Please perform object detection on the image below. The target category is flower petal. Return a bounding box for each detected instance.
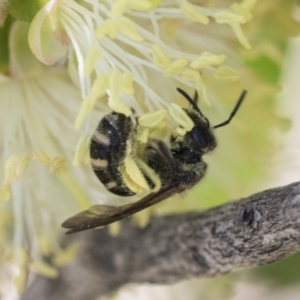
[28,0,68,65]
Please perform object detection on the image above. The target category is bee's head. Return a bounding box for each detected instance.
[171,88,246,163]
[171,108,217,163]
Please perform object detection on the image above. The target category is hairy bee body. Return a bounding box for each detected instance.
[90,107,212,199]
[90,112,161,197]
[90,112,135,196]
[63,89,246,234]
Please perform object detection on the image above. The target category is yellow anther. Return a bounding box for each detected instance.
[190,52,226,69]
[126,0,161,11]
[214,10,247,24]
[3,156,18,186]
[121,72,135,94]
[180,1,209,24]
[3,155,30,186]
[15,155,30,180]
[31,260,58,278]
[84,47,102,76]
[195,80,210,106]
[214,3,254,49]
[14,248,29,265]
[116,17,144,42]
[138,109,167,128]
[214,65,240,81]
[73,136,91,166]
[53,243,78,267]
[95,20,117,39]
[229,23,251,49]
[90,74,109,100]
[49,157,67,174]
[231,3,252,21]
[75,74,108,129]
[13,270,27,293]
[33,152,50,165]
[133,208,151,228]
[111,0,127,17]
[37,236,52,256]
[136,127,150,143]
[123,156,150,191]
[173,127,187,137]
[0,186,10,201]
[181,68,201,82]
[240,0,257,11]
[75,97,94,129]
[108,221,121,237]
[151,44,171,68]
[169,103,194,132]
[108,69,131,116]
[163,59,189,77]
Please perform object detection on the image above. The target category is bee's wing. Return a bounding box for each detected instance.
[62,182,182,234]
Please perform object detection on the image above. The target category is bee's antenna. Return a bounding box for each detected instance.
[176,88,202,115]
[213,90,247,129]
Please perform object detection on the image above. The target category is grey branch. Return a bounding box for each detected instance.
[22,181,300,300]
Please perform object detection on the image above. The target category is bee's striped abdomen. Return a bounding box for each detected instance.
[90,112,135,196]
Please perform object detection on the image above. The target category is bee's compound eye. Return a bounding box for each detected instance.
[191,127,207,147]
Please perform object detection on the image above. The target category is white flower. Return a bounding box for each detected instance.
[27,0,257,166]
[2,0,293,296]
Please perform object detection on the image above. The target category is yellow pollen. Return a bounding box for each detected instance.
[231,3,252,21]
[136,127,150,144]
[132,208,152,228]
[108,69,132,116]
[213,6,253,49]
[75,74,108,129]
[116,17,144,42]
[173,127,188,137]
[214,10,247,24]
[195,81,210,106]
[14,270,27,294]
[3,155,30,186]
[49,157,67,174]
[169,103,194,132]
[73,136,91,166]
[180,1,210,24]
[190,52,226,69]
[164,59,189,77]
[37,236,52,256]
[95,20,118,39]
[126,0,161,11]
[214,65,241,81]
[121,72,135,94]
[0,186,10,201]
[84,47,102,76]
[31,260,58,278]
[108,221,121,237]
[111,0,127,17]
[151,44,171,68]
[13,248,29,293]
[229,23,251,49]
[181,68,202,82]
[138,109,167,128]
[53,243,78,267]
[240,0,257,11]
[33,152,51,165]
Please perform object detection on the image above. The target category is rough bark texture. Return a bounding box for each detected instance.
[21,181,300,300]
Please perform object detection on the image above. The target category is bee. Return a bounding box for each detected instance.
[62,88,247,234]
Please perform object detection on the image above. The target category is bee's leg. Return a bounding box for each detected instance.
[145,139,175,187]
